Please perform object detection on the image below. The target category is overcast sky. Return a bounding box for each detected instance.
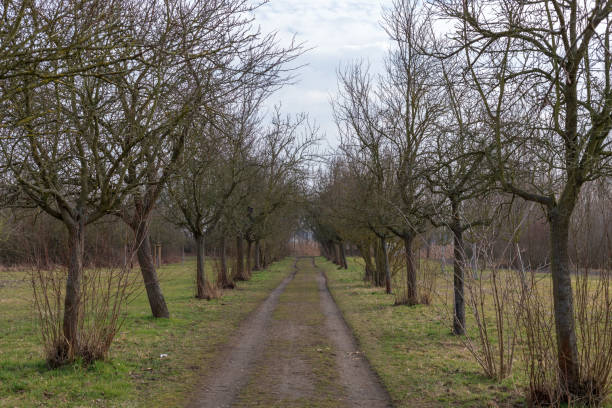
[254,0,393,149]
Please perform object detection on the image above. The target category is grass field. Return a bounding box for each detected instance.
[0,258,292,407]
[319,256,612,408]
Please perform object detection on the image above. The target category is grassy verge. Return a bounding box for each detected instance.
[318,256,524,408]
[0,258,292,407]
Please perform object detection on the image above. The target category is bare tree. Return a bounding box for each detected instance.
[0,0,147,358]
[380,0,444,305]
[435,0,612,395]
[425,57,493,335]
[333,62,398,293]
[111,0,302,316]
[0,0,134,106]
[163,91,261,296]
[245,109,318,269]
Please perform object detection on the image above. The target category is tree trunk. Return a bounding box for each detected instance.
[195,233,206,299]
[246,239,252,275]
[62,219,85,354]
[155,243,161,268]
[254,240,261,270]
[235,236,248,281]
[218,235,234,289]
[403,234,417,304]
[358,243,375,283]
[381,236,391,294]
[334,243,341,267]
[451,222,466,335]
[259,242,266,269]
[136,229,170,318]
[339,242,348,269]
[549,209,580,393]
[374,240,386,287]
[325,242,332,261]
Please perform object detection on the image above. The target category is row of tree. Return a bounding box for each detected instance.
[0,0,312,365]
[309,0,612,402]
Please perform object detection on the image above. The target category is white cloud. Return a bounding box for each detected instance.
[253,0,393,148]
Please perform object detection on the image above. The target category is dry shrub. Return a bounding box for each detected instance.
[574,267,612,406]
[519,183,612,407]
[518,270,560,406]
[201,280,222,300]
[417,258,438,305]
[31,230,140,367]
[569,185,612,406]
[393,272,412,305]
[518,267,612,407]
[79,264,138,363]
[389,239,418,305]
[392,239,437,305]
[461,244,522,381]
[31,267,68,366]
[450,208,529,382]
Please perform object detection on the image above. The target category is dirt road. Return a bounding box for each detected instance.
[187,257,393,408]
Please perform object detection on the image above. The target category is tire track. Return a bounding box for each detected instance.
[314,257,393,408]
[187,259,299,408]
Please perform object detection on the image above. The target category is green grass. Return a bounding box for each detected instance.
[0,258,292,407]
[319,256,530,408]
[321,256,612,407]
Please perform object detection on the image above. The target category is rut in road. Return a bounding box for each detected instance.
[188,257,393,408]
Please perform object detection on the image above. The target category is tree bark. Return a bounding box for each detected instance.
[325,242,333,262]
[358,242,375,283]
[62,219,85,353]
[246,239,252,275]
[403,234,417,304]
[235,235,248,281]
[374,240,386,287]
[451,222,466,335]
[254,240,261,270]
[195,233,206,299]
[549,208,580,392]
[381,236,391,294]
[339,242,348,269]
[259,242,266,269]
[218,235,234,289]
[136,229,170,318]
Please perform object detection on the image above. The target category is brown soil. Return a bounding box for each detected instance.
[187,257,392,408]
